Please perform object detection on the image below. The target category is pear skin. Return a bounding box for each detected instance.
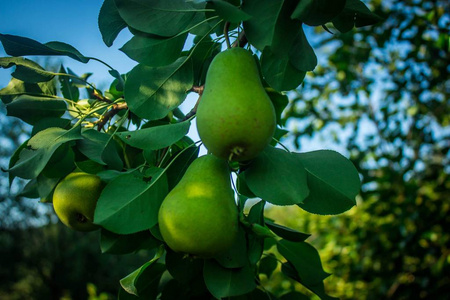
[158,155,238,257]
[52,172,104,232]
[196,47,276,161]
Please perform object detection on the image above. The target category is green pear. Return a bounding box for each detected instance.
[52,172,104,232]
[158,155,238,257]
[196,47,276,161]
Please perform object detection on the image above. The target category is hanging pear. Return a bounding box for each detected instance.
[196,47,276,161]
[158,155,238,257]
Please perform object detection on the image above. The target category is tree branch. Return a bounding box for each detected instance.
[95,103,128,131]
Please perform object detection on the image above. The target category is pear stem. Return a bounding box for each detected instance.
[224,21,231,49]
[232,30,248,48]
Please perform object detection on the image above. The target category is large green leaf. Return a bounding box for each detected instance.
[242,0,283,51]
[0,77,56,104]
[0,34,89,63]
[261,47,306,92]
[296,150,360,215]
[77,129,123,171]
[332,0,383,33]
[120,257,165,297]
[114,0,198,37]
[100,229,161,254]
[116,120,190,150]
[98,0,127,47]
[281,262,338,300]
[6,95,67,125]
[94,169,168,234]
[288,26,317,72]
[277,239,330,286]
[243,146,309,206]
[125,57,193,120]
[0,57,55,83]
[8,127,81,179]
[120,33,187,66]
[58,65,80,101]
[203,260,256,298]
[291,0,346,26]
[209,0,251,23]
[265,220,310,242]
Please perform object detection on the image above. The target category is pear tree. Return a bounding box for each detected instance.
[0,0,381,299]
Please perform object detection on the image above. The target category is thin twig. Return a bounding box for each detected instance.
[183,85,204,121]
[224,21,231,49]
[232,30,248,48]
[95,103,128,131]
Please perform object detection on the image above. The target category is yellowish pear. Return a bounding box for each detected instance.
[196,47,276,161]
[52,172,104,232]
[158,155,238,257]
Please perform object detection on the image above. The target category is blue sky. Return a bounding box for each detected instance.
[0,0,136,88]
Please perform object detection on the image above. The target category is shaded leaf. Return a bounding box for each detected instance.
[203,260,256,298]
[296,150,360,215]
[8,127,81,179]
[0,33,89,63]
[114,0,198,37]
[94,169,168,234]
[120,258,165,297]
[99,0,127,47]
[277,239,330,286]
[116,120,190,150]
[6,95,66,125]
[125,57,193,120]
[100,229,161,254]
[120,33,187,66]
[291,0,346,26]
[244,146,309,205]
[332,0,383,33]
[209,0,252,23]
[0,57,55,83]
[265,220,310,242]
[242,0,283,51]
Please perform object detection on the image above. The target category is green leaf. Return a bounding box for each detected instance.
[120,257,165,297]
[189,37,221,86]
[242,0,283,51]
[120,33,187,66]
[100,229,161,254]
[116,120,190,151]
[165,249,204,283]
[209,0,252,23]
[41,144,75,178]
[265,220,310,242]
[0,77,56,104]
[59,65,79,101]
[280,291,310,300]
[0,34,89,63]
[281,262,338,300]
[36,173,59,199]
[288,26,317,72]
[99,0,127,47]
[291,0,346,26]
[0,57,55,83]
[114,0,199,37]
[203,260,256,298]
[94,169,168,234]
[214,227,248,268]
[125,57,193,120]
[332,0,383,33]
[6,95,66,125]
[77,129,123,171]
[277,239,330,286]
[244,146,309,206]
[258,254,278,279]
[296,150,360,215]
[8,127,81,179]
[166,144,199,190]
[265,88,289,126]
[261,47,306,92]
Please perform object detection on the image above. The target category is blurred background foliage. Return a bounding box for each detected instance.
[0,0,449,299]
